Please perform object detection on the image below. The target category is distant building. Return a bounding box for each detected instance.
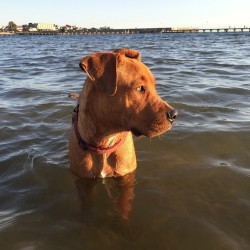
[62,25,77,31]
[64,24,73,30]
[29,27,38,32]
[15,25,23,32]
[37,23,57,31]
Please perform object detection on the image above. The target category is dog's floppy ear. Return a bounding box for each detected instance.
[79,52,118,96]
[113,48,141,61]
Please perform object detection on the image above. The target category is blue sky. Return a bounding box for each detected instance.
[1,0,250,28]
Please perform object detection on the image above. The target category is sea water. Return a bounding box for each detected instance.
[0,33,249,249]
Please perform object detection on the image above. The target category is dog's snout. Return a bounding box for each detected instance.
[167,109,178,122]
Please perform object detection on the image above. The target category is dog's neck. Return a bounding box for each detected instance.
[76,93,126,151]
[77,107,125,150]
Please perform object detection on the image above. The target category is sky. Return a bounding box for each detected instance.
[1,0,250,29]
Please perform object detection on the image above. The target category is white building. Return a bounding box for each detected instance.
[37,23,57,31]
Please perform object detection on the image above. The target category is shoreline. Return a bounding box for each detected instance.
[0,32,15,36]
[1,27,250,36]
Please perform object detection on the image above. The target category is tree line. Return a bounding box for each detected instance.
[1,21,17,32]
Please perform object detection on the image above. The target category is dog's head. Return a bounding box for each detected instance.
[79,48,177,137]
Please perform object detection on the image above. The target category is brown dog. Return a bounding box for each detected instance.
[69,48,177,178]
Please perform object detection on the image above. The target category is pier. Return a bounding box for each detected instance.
[162,27,250,33]
[199,27,250,33]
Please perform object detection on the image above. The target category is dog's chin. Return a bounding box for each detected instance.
[131,124,172,138]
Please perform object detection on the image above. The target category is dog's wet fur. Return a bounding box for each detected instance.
[69,48,177,178]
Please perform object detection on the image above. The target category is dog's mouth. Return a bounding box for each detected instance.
[131,122,173,138]
[131,127,144,137]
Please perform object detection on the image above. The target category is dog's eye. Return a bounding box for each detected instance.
[136,86,146,93]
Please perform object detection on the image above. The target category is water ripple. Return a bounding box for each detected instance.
[0,33,250,249]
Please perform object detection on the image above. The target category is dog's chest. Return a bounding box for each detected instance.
[97,153,114,178]
[100,169,108,178]
[99,136,118,178]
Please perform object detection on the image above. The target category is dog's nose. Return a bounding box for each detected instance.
[167,109,178,122]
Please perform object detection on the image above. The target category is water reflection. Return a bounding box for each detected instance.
[75,172,136,221]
